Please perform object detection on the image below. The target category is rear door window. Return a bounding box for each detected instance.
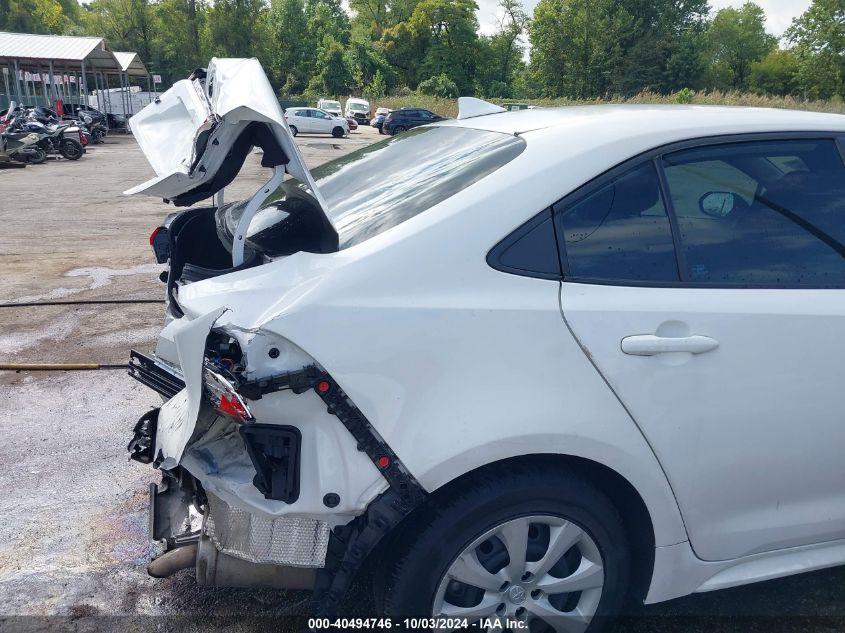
[662,139,845,286]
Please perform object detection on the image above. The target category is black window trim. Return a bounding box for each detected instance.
[556,131,845,290]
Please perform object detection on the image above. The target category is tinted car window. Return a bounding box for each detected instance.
[318,126,525,248]
[223,126,527,254]
[555,162,679,282]
[663,139,845,286]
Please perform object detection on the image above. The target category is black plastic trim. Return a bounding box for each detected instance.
[237,365,426,507]
[487,208,562,280]
[240,424,302,503]
[128,350,185,399]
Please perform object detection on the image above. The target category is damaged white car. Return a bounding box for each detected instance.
[126,58,845,631]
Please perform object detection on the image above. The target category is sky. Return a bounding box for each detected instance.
[476,0,813,37]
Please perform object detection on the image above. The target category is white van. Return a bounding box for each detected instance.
[316,99,342,117]
[344,97,370,125]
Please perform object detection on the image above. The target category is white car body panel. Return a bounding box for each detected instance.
[128,91,845,602]
[155,306,226,467]
[562,283,845,561]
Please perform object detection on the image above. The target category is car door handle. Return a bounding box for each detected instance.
[621,334,719,356]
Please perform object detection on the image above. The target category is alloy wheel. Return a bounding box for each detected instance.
[432,515,604,632]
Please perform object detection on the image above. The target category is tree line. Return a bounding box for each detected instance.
[1,0,842,102]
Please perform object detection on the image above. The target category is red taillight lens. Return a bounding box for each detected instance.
[218,393,251,419]
[203,362,254,423]
[149,226,161,247]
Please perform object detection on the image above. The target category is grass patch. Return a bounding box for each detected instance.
[372,90,845,119]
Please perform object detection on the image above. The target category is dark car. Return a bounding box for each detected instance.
[382,107,445,135]
[62,103,107,124]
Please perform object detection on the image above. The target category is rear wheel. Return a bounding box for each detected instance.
[60,139,83,160]
[381,466,630,632]
[332,126,345,138]
[289,125,298,137]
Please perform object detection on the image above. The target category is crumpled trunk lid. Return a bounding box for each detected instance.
[124,58,330,216]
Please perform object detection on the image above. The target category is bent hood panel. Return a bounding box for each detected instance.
[125,58,327,211]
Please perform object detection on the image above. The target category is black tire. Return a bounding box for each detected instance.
[381,464,630,632]
[289,125,298,137]
[60,139,83,160]
[378,127,385,135]
[27,148,47,165]
[332,126,345,138]
[392,126,406,135]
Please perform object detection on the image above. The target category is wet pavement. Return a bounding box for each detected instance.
[1,129,844,631]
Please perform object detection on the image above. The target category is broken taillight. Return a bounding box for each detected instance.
[203,362,254,423]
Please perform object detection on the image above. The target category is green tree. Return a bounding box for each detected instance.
[267,0,311,92]
[704,2,777,90]
[153,0,205,83]
[749,48,800,96]
[365,68,387,98]
[1,0,74,34]
[345,36,394,91]
[203,0,268,59]
[418,71,458,96]
[378,21,424,88]
[408,0,481,94]
[307,35,354,95]
[81,0,156,62]
[787,0,845,99]
[529,0,626,98]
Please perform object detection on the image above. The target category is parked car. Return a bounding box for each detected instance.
[283,107,348,138]
[345,97,370,125]
[317,99,342,117]
[371,107,391,134]
[127,61,845,632]
[500,102,534,111]
[382,106,445,135]
[345,116,358,131]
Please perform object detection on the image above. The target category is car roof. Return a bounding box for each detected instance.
[442,104,845,138]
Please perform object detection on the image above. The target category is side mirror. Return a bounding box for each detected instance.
[699,191,736,218]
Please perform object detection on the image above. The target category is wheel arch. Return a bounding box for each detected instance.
[446,453,655,602]
[375,453,658,608]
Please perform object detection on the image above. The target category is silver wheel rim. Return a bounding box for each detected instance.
[431,515,604,632]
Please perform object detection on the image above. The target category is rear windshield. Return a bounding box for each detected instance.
[315,126,525,248]
[222,125,526,255]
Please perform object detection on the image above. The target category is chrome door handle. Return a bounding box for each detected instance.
[621,334,719,356]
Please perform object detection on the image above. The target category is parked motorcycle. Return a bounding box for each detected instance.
[1,128,47,164]
[12,115,84,160]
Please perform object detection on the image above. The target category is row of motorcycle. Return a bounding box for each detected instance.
[0,101,111,165]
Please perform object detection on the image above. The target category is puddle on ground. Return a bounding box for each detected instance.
[8,263,163,304]
[65,264,163,290]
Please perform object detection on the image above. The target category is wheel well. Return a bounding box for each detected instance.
[374,453,655,607]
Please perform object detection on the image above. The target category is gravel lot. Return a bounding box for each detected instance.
[1,127,844,632]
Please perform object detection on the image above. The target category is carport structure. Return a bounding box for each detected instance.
[0,31,151,119]
[109,51,155,117]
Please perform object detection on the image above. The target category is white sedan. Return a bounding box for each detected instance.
[284,106,348,138]
[128,59,845,632]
